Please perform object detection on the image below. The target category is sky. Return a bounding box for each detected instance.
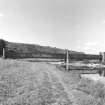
[0,0,105,54]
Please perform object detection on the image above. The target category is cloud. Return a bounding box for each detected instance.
[84,42,99,46]
[84,42,100,53]
[76,41,103,54]
[0,13,4,17]
[75,24,81,29]
[102,20,105,24]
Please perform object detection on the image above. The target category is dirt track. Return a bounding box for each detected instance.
[0,59,101,105]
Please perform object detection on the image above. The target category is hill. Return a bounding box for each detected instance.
[0,39,99,60]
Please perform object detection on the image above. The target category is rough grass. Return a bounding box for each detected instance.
[0,59,72,105]
[0,58,104,105]
[76,77,105,105]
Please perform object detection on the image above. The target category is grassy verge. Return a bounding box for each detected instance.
[0,59,72,105]
[0,58,104,105]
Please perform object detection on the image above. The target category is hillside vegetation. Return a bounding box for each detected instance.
[0,39,99,60]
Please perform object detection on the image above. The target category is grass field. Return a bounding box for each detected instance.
[0,58,105,105]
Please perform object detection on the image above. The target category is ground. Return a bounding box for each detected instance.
[0,58,104,105]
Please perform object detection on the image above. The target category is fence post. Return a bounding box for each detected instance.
[102,52,105,64]
[99,52,105,76]
[99,52,102,63]
[66,49,69,71]
[2,48,5,59]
